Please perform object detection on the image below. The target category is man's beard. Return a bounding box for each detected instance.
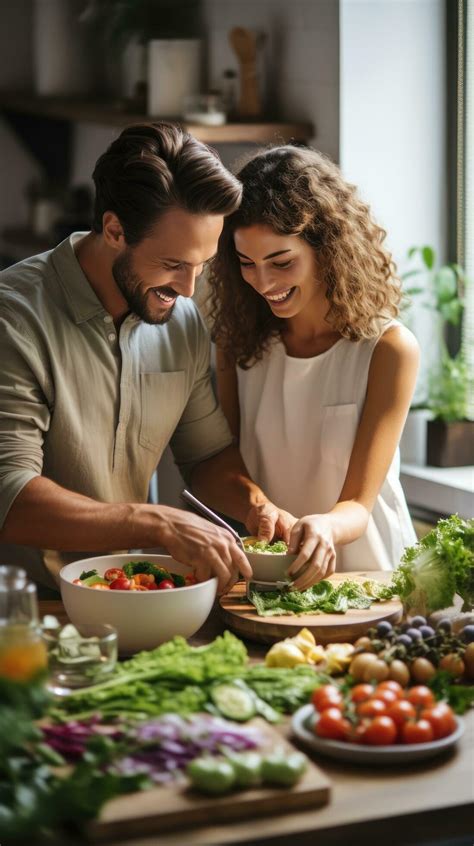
[112,250,176,325]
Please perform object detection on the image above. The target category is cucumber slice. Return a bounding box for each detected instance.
[80,575,109,587]
[211,683,256,721]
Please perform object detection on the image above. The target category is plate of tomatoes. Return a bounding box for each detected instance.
[292,682,464,764]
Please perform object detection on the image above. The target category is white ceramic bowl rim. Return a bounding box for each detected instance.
[60,554,218,593]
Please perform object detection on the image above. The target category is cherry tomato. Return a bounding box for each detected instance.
[146,581,159,590]
[363,716,397,746]
[109,577,131,590]
[420,703,456,739]
[185,573,198,586]
[352,720,371,744]
[376,680,404,699]
[401,719,434,744]
[350,684,374,704]
[386,699,416,729]
[315,708,351,741]
[72,578,83,585]
[374,688,398,707]
[104,568,125,582]
[356,698,387,719]
[311,685,344,713]
[405,686,435,709]
[157,579,175,590]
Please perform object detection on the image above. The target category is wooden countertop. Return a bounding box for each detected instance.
[39,599,474,846]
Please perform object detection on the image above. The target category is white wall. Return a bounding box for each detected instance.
[340,0,447,403]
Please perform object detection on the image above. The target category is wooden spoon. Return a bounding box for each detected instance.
[229,27,262,118]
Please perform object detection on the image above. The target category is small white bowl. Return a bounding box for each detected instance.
[242,537,297,583]
[60,554,217,655]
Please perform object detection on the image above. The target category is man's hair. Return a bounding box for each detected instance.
[92,122,242,244]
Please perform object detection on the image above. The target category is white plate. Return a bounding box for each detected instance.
[291,704,464,765]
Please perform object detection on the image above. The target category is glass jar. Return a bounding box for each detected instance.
[0,566,48,681]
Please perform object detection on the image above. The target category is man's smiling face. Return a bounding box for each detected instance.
[112,207,224,324]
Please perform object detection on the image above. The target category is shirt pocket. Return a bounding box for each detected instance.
[320,403,358,472]
[139,371,186,453]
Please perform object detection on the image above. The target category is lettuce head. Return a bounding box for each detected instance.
[392,515,474,614]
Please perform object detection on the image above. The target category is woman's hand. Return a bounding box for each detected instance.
[245,502,297,545]
[286,514,337,590]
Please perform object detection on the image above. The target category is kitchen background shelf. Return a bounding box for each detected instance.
[0,91,314,143]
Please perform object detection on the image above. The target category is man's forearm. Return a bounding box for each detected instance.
[190,445,269,524]
[0,476,167,551]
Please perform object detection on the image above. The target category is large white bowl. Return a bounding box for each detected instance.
[242,537,296,582]
[60,554,218,655]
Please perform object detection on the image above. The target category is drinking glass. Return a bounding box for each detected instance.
[42,622,118,695]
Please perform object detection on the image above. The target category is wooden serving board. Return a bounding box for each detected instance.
[86,719,330,841]
[220,572,402,645]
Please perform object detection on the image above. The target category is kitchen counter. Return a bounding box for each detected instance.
[401,462,474,520]
[39,599,474,846]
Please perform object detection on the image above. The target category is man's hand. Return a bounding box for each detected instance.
[159,507,253,595]
[245,502,297,545]
[286,514,337,590]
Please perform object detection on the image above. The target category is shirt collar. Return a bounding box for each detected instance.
[51,232,107,325]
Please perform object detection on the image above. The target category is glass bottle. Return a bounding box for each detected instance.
[0,566,48,682]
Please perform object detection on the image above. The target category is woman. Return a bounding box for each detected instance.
[208,145,419,591]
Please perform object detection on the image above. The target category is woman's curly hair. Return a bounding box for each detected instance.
[207,145,402,368]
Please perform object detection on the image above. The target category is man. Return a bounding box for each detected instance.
[0,123,294,594]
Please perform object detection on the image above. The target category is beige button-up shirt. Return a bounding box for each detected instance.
[0,233,232,585]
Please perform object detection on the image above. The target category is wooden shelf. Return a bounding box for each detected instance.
[0,91,314,144]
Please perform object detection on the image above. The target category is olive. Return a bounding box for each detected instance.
[400,622,412,633]
[406,627,422,641]
[376,621,393,637]
[436,618,452,634]
[371,639,385,652]
[461,625,474,644]
[410,615,427,627]
[394,634,412,647]
[395,645,407,659]
[419,625,435,639]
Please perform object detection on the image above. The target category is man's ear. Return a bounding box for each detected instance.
[102,212,126,251]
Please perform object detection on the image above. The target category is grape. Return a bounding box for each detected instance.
[410,615,427,627]
[461,625,474,643]
[394,634,412,647]
[419,625,435,639]
[436,618,452,634]
[376,621,393,637]
[406,627,422,641]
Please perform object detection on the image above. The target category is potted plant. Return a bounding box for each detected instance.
[402,246,473,467]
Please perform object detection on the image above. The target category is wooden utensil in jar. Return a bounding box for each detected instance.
[229,27,262,118]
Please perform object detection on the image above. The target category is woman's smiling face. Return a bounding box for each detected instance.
[233,223,324,318]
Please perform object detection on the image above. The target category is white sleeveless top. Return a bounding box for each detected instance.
[237,321,416,572]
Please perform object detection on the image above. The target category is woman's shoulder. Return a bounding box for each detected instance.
[367,321,420,379]
[375,320,419,357]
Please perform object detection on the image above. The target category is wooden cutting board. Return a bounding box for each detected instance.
[86,719,330,841]
[220,572,402,645]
